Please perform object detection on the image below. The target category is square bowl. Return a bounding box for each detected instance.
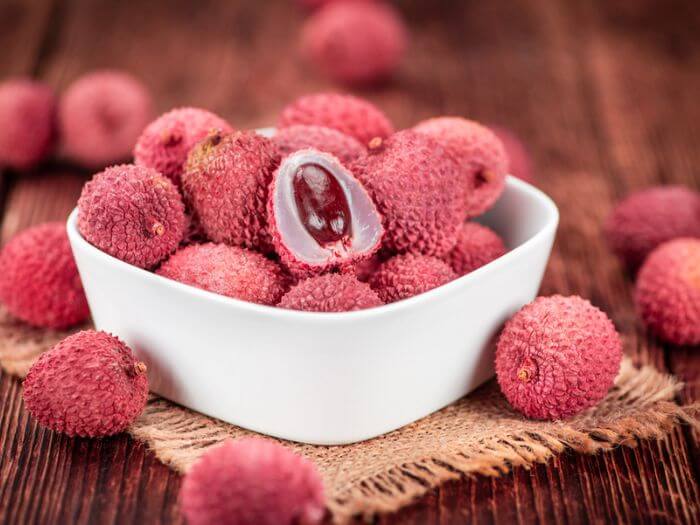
[66,176,558,445]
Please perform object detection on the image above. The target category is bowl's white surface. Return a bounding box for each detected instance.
[67,176,558,445]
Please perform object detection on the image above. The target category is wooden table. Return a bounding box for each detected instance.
[1,0,698,523]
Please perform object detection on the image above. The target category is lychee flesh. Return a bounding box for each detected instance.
[59,70,153,168]
[495,295,622,420]
[489,125,534,183]
[604,185,700,269]
[272,125,366,165]
[134,107,233,188]
[78,164,186,269]
[157,243,290,306]
[180,438,325,525]
[278,93,394,146]
[370,253,457,303]
[279,273,383,312]
[446,222,507,275]
[635,238,700,346]
[0,79,56,170]
[0,222,89,329]
[22,330,148,437]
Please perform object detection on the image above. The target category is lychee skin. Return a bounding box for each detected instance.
[604,186,700,270]
[279,274,383,312]
[278,93,394,146]
[489,125,534,184]
[157,243,290,306]
[0,222,89,329]
[22,330,148,437]
[496,295,622,420]
[413,117,508,218]
[301,1,407,86]
[134,107,233,188]
[635,238,700,346]
[180,438,325,525]
[59,70,153,168]
[370,254,456,303]
[78,164,186,269]
[273,125,366,165]
[446,222,507,276]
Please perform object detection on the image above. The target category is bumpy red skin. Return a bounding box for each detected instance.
[157,243,290,306]
[183,131,278,252]
[278,93,394,146]
[604,186,700,270]
[496,295,622,420]
[353,130,465,256]
[489,125,534,184]
[301,1,407,86]
[78,164,186,269]
[134,107,233,188]
[446,222,507,275]
[413,117,508,218]
[180,438,325,525]
[22,330,148,437]
[59,71,153,168]
[370,254,456,303]
[634,238,700,346]
[279,274,383,312]
[273,125,366,164]
[0,222,89,329]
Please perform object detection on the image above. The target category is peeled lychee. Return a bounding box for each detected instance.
[446,222,507,275]
[78,164,186,269]
[495,295,622,420]
[278,93,394,146]
[353,130,464,256]
[489,125,534,183]
[279,273,382,312]
[59,70,153,168]
[635,238,700,346]
[157,243,290,305]
[604,186,700,270]
[0,222,89,329]
[22,330,148,437]
[272,125,366,165]
[301,1,407,86]
[134,107,233,187]
[180,438,325,525]
[413,117,508,218]
[268,149,383,276]
[370,253,456,303]
[0,79,56,170]
[183,131,278,252]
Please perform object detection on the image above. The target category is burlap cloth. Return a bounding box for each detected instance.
[1,306,698,523]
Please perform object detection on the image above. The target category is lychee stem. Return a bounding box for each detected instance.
[517,357,537,383]
[368,137,384,151]
[134,361,147,375]
[152,222,165,236]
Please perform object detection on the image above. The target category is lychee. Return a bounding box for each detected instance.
[180,438,325,525]
[604,186,700,270]
[134,107,233,187]
[157,243,290,305]
[183,131,278,252]
[446,222,507,275]
[0,79,56,170]
[495,295,622,420]
[268,149,383,277]
[59,70,153,168]
[301,1,407,86]
[295,0,376,11]
[272,125,366,165]
[635,238,700,346]
[413,117,508,217]
[78,164,186,269]
[352,130,465,256]
[370,253,456,303]
[22,330,148,437]
[278,93,394,146]
[279,273,382,312]
[489,125,534,183]
[0,222,89,329]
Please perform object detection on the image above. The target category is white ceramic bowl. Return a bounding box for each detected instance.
[66,176,558,445]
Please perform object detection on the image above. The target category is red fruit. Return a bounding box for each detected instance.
[635,238,700,346]
[273,125,366,165]
[134,107,233,188]
[496,295,622,420]
[295,0,376,10]
[279,273,382,312]
[59,70,153,168]
[78,164,186,269]
[604,186,700,270]
[489,125,534,183]
[278,93,394,146]
[446,222,507,275]
[413,117,508,218]
[22,330,148,437]
[370,254,456,303]
[0,222,89,329]
[0,79,56,170]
